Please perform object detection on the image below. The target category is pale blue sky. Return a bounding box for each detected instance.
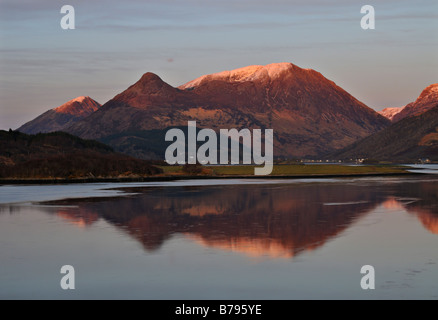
[0,0,437,130]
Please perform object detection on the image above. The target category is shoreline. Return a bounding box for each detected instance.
[0,171,424,185]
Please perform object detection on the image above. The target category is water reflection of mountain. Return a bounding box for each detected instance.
[46,183,384,258]
[389,180,438,234]
[5,179,438,258]
[56,208,99,228]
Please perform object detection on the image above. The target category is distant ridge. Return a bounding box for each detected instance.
[379,107,405,122]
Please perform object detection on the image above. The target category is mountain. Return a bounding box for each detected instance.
[65,63,389,159]
[330,83,438,162]
[17,96,101,134]
[329,104,438,162]
[391,84,438,123]
[379,107,404,121]
[0,130,162,179]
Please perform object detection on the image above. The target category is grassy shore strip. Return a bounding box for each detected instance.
[160,164,411,175]
[0,165,421,185]
[208,164,410,176]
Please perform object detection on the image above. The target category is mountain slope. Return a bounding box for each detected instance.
[329,104,438,162]
[66,63,389,159]
[391,83,438,123]
[17,96,101,134]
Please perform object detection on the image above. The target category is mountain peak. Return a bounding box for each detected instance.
[110,72,185,109]
[71,96,89,103]
[124,72,173,93]
[179,62,314,90]
[17,96,101,134]
[54,96,101,117]
[138,72,165,84]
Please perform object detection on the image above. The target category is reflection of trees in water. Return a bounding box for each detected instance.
[46,179,438,258]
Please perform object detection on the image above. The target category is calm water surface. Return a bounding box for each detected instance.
[0,176,437,299]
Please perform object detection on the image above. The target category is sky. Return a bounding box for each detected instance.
[0,0,437,130]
